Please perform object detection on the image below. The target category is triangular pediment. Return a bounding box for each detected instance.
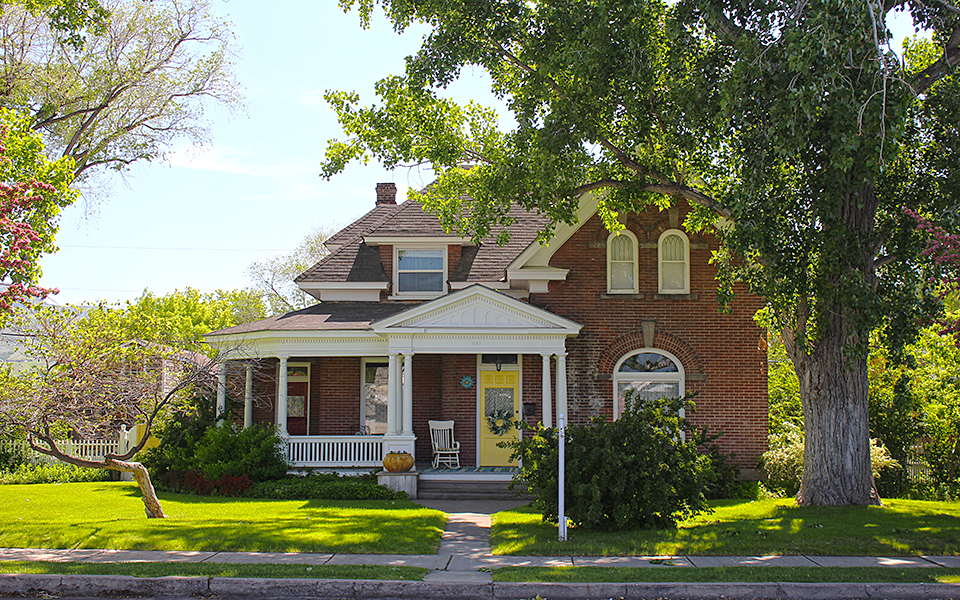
[372,285,581,334]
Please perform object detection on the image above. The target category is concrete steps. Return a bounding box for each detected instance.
[417,478,530,500]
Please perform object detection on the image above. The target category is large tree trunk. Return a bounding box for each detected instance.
[787,306,879,506]
[106,459,167,518]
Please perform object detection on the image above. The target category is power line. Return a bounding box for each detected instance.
[60,245,292,252]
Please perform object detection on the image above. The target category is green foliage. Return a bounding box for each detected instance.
[0,461,108,484]
[0,108,78,313]
[139,390,219,483]
[767,330,803,435]
[191,424,289,483]
[509,394,711,530]
[247,473,404,501]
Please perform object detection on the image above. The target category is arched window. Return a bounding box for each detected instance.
[607,230,638,294]
[658,229,689,294]
[613,349,685,419]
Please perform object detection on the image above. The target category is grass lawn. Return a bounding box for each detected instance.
[492,498,960,556]
[0,560,426,580]
[492,566,960,583]
[0,482,445,554]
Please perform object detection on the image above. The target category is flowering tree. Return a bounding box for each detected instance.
[0,304,219,518]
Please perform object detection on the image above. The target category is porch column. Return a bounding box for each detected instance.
[216,361,227,426]
[401,353,414,436]
[540,352,553,427]
[243,362,254,429]
[277,355,289,437]
[386,352,399,435]
[556,352,568,424]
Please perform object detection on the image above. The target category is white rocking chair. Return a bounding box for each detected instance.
[428,420,461,469]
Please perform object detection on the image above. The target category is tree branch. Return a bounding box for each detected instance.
[909,26,960,95]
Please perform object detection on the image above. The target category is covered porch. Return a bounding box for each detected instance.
[206,286,582,471]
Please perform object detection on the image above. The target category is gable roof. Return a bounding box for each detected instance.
[297,196,552,286]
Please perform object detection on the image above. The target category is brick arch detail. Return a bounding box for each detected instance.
[599,329,705,376]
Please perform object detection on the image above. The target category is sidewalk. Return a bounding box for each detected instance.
[1,499,959,599]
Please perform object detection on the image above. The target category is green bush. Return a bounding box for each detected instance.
[0,462,109,484]
[247,473,403,500]
[192,424,289,482]
[140,390,218,482]
[508,394,711,530]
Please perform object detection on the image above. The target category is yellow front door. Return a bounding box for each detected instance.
[478,370,520,466]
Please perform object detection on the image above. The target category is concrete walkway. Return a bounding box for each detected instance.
[2,499,960,599]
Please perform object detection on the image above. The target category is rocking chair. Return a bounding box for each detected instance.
[428,420,461,469]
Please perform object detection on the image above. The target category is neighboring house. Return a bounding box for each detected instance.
[205,183,767,482]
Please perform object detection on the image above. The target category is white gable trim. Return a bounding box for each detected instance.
[372,284,581,334]
[507,192,600,272]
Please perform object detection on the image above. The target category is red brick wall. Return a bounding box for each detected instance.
[530,201,768,468]
[437,354,478,466]
[411,355,444,461]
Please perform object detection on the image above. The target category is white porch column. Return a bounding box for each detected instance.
[216,361,227,426]
[556,352,568,424]
[277,355,289,437]
[541,352,553,427]
[243,362,254,429]
[386,352,399,435]
[402,353,414,435]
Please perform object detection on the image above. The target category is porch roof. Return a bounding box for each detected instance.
[206,302,420,336]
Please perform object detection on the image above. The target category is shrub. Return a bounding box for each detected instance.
[247,473,403,500]
[699,428,742,500]
[160,469,253,496]
[508,394,711,530]
[192,424,289,482]
[140,390,219,482]
[0,462,109,484]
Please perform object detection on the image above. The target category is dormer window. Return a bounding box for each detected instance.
[395,248,446,296]
[607,231,639,294]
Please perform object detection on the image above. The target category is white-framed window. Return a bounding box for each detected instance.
[394,247,446,297]
[361,358,389,435]
[607,230,639,294]
[658,229,689,294]
[613,349,685,421]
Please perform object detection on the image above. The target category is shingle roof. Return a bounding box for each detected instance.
[207,302,420,336]
[297,198,551,285]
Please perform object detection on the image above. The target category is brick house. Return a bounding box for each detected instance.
[205,183,767,482]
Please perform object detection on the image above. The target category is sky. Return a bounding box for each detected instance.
[37,1,499,306]
[36,2,917,307]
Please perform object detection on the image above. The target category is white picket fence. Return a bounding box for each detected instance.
[285,435,384,468]
[1,425,142,465]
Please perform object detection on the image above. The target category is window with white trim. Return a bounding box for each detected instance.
[395,248,445,295]
[658,229,689,294]
[361,359,389,434]
[607,230,639,294]
[613,349,685,420]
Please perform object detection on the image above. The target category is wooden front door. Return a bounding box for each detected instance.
[478,370,519,466]
[287,381,308,436]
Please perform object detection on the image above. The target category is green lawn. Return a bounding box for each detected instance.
[493,566,960,583]
[0,561,427,581]
[0,482,445,554]
[492,498,960,556]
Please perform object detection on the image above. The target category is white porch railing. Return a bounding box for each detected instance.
[285,435,384,468]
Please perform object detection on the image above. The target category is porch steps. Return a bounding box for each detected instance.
[417,478,529,500]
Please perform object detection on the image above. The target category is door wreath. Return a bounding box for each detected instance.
[486,409,514,435]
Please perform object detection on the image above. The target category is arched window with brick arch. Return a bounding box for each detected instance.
[613,349,685,420]
[607,230,638,294]
[658,229,689,294]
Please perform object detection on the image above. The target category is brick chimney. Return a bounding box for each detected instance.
[375,182,397,206]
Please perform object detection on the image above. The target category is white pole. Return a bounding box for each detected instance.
[558,413,567,542]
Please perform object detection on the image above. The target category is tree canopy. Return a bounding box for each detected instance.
[324,0,960,505]
[0,0,241,180]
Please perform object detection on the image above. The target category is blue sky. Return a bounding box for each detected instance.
[37,2,916,307]
[38,1,497,306]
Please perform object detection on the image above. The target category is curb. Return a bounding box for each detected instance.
[3,574,960,600]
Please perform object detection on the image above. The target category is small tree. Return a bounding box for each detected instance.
[0,304,220,518]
